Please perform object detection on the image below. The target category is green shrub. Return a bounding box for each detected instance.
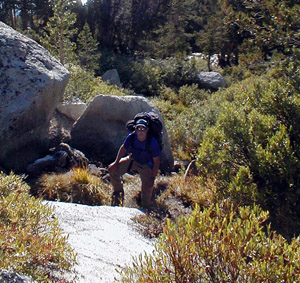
[178,84,208,106]
[196,72,300,237]
[119,201,300,282]
[152,88,217,160]
[0,172,76,282]
[100,54,202,96]
[222,64,252,85]
[64,64,125,103]
[159,86,179,105]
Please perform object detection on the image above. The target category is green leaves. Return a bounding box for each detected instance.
[195,72,300,237]
[77,23,100,71]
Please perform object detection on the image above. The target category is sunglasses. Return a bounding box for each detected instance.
[135,126,147,131]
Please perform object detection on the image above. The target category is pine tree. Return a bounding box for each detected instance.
[0,0,19,28]
[196,15,223,71]
[150,0,193,58]
[41,0,78,65]
[77,22,100,71]
[190,0,223,69]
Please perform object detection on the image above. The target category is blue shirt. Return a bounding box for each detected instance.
[124,133,161,166]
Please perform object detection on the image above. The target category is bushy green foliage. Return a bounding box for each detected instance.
[64,64,125,103]
[40,0,78,66]
[99,54,201,96]
[77,23,101,72]
[0,172,76,282]
[222,64,253,85]
[196,68,300,237]
[120,201,300,282]
[152,86,219,160]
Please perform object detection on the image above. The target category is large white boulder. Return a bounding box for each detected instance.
[0,22,69,172]
[71,95,174,173]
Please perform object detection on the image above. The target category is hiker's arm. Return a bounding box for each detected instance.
[108,144,127,170]
[152,156,160,178]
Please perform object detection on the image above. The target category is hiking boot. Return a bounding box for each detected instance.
[111,191,124,206]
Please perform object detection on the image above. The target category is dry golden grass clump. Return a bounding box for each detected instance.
[132,174,218,239]
[36,167,112,206]
[160,174,217,209]
[0,172,77,282]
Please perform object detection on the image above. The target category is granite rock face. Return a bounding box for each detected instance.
[0,22,69,172]
[56,102,87,121]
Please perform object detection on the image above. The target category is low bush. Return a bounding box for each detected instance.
[64,64,125,103]
[119,201,300,282]
[196,72,300,237]
[100,53,205,96]
[36,167,111,206]
[0,172,76,282]
[152,88,218,160]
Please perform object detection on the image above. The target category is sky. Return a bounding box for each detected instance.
[81,0,87,5]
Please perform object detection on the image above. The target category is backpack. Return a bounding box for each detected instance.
[126,112,163,151]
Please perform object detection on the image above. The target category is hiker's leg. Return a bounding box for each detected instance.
[137,164,155,208]
[108,156,132,193]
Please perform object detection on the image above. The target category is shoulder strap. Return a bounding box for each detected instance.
[130,132,135,148]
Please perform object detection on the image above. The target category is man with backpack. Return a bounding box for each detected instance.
[108,113,162,208]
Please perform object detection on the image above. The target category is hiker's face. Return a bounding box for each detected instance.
[135,126,148,141]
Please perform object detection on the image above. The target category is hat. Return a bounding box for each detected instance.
[135,118,149,128]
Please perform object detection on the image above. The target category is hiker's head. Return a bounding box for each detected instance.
[135,119,148,129]
[135,119,149,141]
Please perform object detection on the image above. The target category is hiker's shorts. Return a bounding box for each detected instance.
[109,156,154,208]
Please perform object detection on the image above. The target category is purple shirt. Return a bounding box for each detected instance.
[124,133,161,166]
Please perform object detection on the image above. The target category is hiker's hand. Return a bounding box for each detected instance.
[108,162,118,172]
[152,157,160,178]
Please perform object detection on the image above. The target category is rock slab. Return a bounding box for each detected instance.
[0,22,69,172]
[49,201,155,283]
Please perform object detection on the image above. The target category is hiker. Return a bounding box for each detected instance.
[108,117,161,208]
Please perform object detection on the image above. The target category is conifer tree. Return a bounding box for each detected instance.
[77,22,100,71]
[150,0,192,58]
[0,0,18,28]
[196,15,223,71]
[41,0,78,65]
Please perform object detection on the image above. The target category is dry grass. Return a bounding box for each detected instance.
[35,167,112,206]
[33,167,217,239]
[167,175,217,209]
[128,173,218,239]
